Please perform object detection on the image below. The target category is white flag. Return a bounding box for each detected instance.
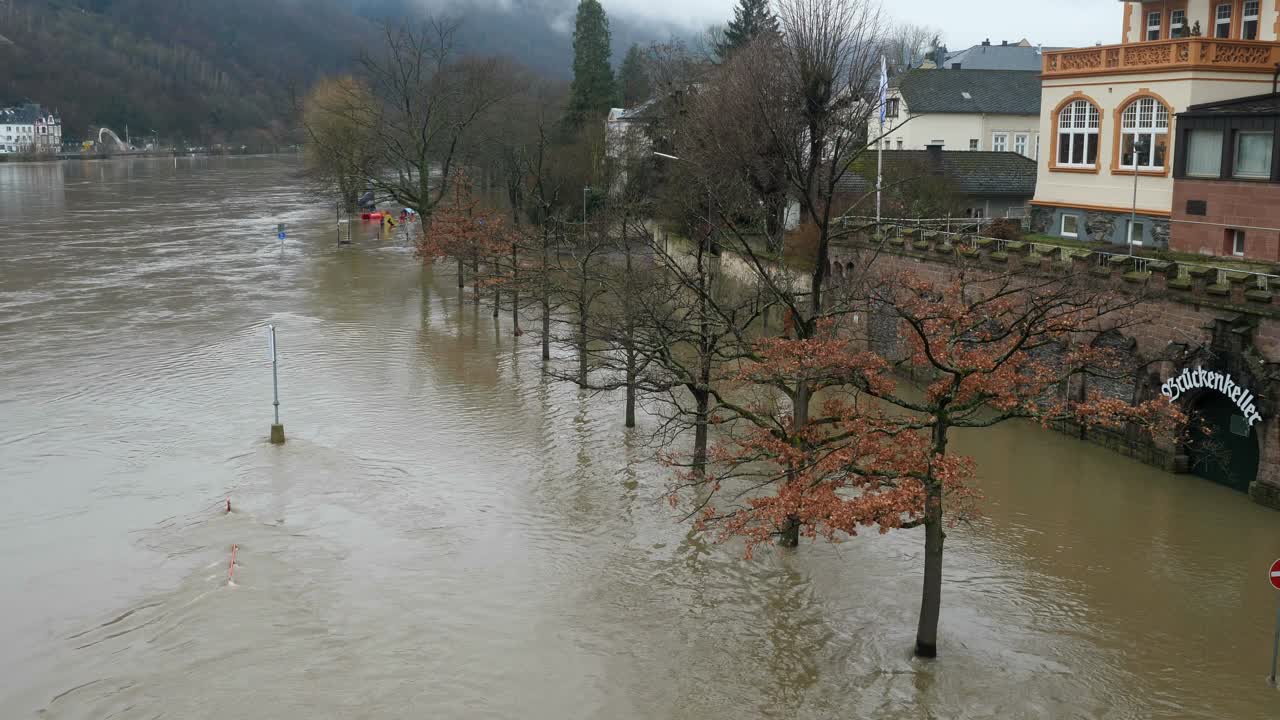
[879,55,889,126]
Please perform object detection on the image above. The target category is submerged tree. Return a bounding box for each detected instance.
[416,175,506,291]
[299,75,377,216]
[343,20,517,223]
[684,264,1183,658]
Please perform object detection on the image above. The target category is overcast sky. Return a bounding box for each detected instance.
[600,0,1126,50]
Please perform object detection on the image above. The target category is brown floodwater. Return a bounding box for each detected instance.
[1,155,1278,719]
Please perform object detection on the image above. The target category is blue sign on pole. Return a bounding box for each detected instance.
[278,231,286,241]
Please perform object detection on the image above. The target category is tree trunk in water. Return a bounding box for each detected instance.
[541,232,551,362]
[577,271,588,386]
[915,420,949,658]
[692,390,709,476]
[492,286,500,318]
[779,380,810,547]
[472,254,480,305]
[914,481,945,658]
[577,313,588,387]
[625,354,636,428]
[511,246,520,335]
[542,299,551,361]
[457,256,465,288]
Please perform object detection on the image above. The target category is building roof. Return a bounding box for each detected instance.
[942,41,1064,71]
[1181,92,1280,117]
[838,150,1038,197]
[0,103,58,124]
[895,70,1042,115]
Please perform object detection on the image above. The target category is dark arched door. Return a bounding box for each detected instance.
[1187,392,1260,492]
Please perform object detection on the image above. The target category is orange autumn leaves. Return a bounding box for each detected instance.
[415,177,513,285]
[684,270,1183,557]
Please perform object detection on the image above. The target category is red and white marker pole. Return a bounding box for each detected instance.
[1269,558,1280,686]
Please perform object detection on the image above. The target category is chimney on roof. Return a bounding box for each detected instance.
[1001,40,1008,46]
[925,143,944,171]
[982,38,990,46]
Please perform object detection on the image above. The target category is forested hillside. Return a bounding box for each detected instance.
[0,0,682,144]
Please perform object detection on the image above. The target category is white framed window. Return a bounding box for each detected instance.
[896,139,903,149]
[1120,97,1170,170]
[969,138,979,150]
[1229,229,1246,256]
[992,133,1008,152]
[1234,130,1274,178]
[1216,3,1232,38]
[1014,133,1028,157]
[1056,99,1100,168]
[1243,0,1259,39]
[1186,129,1224,177]
[1147,10,1162,40]
[1061,214,1079,238]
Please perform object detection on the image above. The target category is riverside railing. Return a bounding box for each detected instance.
[857,220,1280,291]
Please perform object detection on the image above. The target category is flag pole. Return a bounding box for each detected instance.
[876,117,883,226]
[876,55,887,229]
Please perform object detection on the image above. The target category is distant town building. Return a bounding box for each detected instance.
[1031,0,1280,251]
[836,146,1038,220]
[936,39,1065,71]
[0,104,62,154]
[881,70,1042,159]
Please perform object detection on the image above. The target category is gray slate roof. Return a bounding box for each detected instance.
[0,103,56,124]
[838,151,1038,197]
[896,70,1041,115]
[943,43,1064,71]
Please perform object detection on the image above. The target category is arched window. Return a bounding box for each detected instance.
[1119,97,1170,170]
[1057,99,1099,168]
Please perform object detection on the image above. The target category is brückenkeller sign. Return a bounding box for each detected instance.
[1161,367,1263,427]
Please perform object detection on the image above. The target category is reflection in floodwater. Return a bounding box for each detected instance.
[0,156,1278,718]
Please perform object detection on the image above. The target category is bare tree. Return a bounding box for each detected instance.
[298,76,378,225]
[350,20,519,223]
[659,0,886,545]
[881,22,941,74]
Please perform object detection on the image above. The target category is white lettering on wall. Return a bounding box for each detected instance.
[1161,367,1263,427]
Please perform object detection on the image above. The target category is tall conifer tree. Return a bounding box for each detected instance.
[717,0,780,57]
[618,44,651,107]
[565,0,617,129]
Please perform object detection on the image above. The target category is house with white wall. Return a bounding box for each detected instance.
[1031,0,1280,247]
[881,70,1042,159]
[0,104,61,154]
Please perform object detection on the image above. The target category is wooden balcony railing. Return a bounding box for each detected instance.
[1042,39,1280,77]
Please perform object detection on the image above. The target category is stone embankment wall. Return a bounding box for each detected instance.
[828,228,1280,510]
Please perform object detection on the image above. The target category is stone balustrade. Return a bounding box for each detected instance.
[1041,39,1280,77]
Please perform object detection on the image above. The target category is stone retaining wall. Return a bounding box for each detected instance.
[829,228,1280,510]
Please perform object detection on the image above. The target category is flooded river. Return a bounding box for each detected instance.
[1,156,1278,718]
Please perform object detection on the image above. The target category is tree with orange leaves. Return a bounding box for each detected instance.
[416,174,506,293]
[680,265,1183,658]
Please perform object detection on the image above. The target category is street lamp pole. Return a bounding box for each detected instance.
[1128,137,1148,256]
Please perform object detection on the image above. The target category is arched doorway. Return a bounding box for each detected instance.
[1186,391,1260,492]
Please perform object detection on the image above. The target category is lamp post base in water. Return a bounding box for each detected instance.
[270,423,285,444]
